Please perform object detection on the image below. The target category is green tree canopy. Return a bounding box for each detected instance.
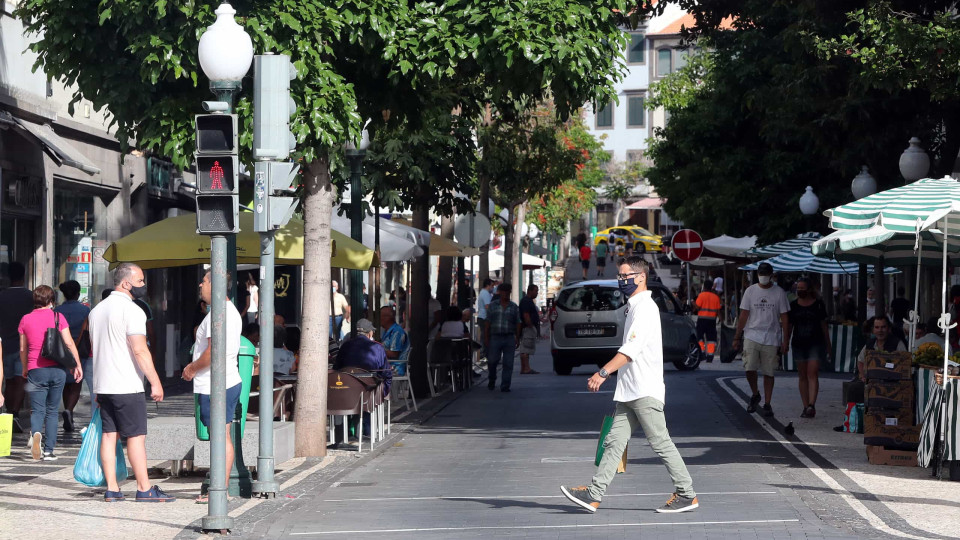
[641,0,952,243]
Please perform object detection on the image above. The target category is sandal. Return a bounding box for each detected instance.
[195,494,208,504]
[520,370,540,375]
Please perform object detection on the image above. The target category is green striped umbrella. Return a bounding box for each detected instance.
[746,232,821,256]
[811,226,960,267]
[739,247,899,274]
[825,176,960,232]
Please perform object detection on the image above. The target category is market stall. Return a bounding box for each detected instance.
[823,175,960,473]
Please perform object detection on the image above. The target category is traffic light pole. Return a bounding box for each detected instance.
[252,229,279,497]
[202,235,233,531]
[251,53,298,499]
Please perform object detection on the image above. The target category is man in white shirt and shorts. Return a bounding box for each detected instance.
[733,262,790,417]
[88,263,172,502]
[182,270,243,503]
[560,256,698,514]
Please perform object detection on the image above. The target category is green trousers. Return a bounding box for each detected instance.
[588,396,696,501]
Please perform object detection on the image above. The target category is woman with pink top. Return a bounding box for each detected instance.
[20,285,81,461]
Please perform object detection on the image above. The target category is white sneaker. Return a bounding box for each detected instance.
[30,432,42,460]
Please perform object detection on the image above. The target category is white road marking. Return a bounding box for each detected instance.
[320,491,778,503]
[291,519,801,535]
[568,391,614,394]
[717,376,931,540]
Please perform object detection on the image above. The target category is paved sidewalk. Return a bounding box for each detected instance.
[710,360,960,540]
[0,376,457,540]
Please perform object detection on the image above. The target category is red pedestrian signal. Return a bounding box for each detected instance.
[196,156,236,193]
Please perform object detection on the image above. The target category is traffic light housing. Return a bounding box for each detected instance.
[254,161,300,232]
[195,114,239,234]
[253,54,297,160]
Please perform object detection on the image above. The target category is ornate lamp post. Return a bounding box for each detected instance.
[851,165,877,200]
[899,137,930,183]
[345,127,370,338]
[196,3,252,532]
[799,186,819,215]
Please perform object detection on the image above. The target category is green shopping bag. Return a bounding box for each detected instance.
[595,414,628,473]
[0,411,12,457]
[595,415,614,466]
[194,337,257,441]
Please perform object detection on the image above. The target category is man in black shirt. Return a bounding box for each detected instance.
[0,262,36,432]
[518,284,541,375]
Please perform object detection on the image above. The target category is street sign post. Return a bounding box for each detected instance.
[672,229,704,262]
[672,229,703,308]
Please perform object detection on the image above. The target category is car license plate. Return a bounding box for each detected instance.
[576,328,605,336]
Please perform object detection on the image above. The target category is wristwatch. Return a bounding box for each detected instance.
[598,368,609,378]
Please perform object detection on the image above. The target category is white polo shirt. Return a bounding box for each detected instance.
[192,301,243,395]
[614,290,665,404]
[88,291,148,395]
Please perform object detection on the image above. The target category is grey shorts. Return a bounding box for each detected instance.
[742,339,780,377]
[518,327,538,355]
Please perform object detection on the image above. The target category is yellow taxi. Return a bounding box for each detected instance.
[594,226,663,253]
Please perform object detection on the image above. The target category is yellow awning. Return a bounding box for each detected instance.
[392,218,480,257]
[103,213,376,270]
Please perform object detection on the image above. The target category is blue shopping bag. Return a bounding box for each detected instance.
[73,409,129,487]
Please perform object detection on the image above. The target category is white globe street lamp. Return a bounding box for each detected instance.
[851,165,877,200]
[799,186,819,215]
[898,137,930,183]
[197,3,254,108]
[528,223,540,238]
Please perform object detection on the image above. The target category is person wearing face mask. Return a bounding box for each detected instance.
[87,263,171,502]
[560,256,698,515]
[733,262,790,417]
[786,277,831,418]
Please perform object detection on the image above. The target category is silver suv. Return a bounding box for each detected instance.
[548,280,702,375]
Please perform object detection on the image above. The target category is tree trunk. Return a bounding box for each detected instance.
[409,204,431,397]
[436,215,455,307]
[294,157,333,457]
[478,175,491,284]
[503,203,516,300]
[511,204,526,303]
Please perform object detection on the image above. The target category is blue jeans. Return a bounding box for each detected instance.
[26,367,67,453]
[487,334,516,390]
[330,315,344,339]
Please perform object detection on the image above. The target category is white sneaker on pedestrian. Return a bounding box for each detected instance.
[30,432,42,461]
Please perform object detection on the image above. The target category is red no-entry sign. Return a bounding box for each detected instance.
[673,229,704,262]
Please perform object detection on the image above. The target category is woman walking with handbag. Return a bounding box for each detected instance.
[20,285,81,460]
[786,277,831,418]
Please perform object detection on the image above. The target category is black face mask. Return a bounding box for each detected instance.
[129,284,148,299]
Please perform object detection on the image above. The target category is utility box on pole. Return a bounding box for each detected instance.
[195,114,240,234]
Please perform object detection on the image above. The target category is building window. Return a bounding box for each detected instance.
[657,48,672,76]
[595,103,613,129]
[626,150,644,163]
[676,49,689,70]
[628,33,646,64]
[627,95,645,127]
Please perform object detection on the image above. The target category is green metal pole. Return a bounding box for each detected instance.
[252,230,278,497]
[347,150,365,338]
[202,235,233,531]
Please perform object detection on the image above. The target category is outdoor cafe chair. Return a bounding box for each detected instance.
[339,366,385,447]
[248,376,296,422]
[327,370,367,452]
[390,353,417,414]
[427,338,458,396]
